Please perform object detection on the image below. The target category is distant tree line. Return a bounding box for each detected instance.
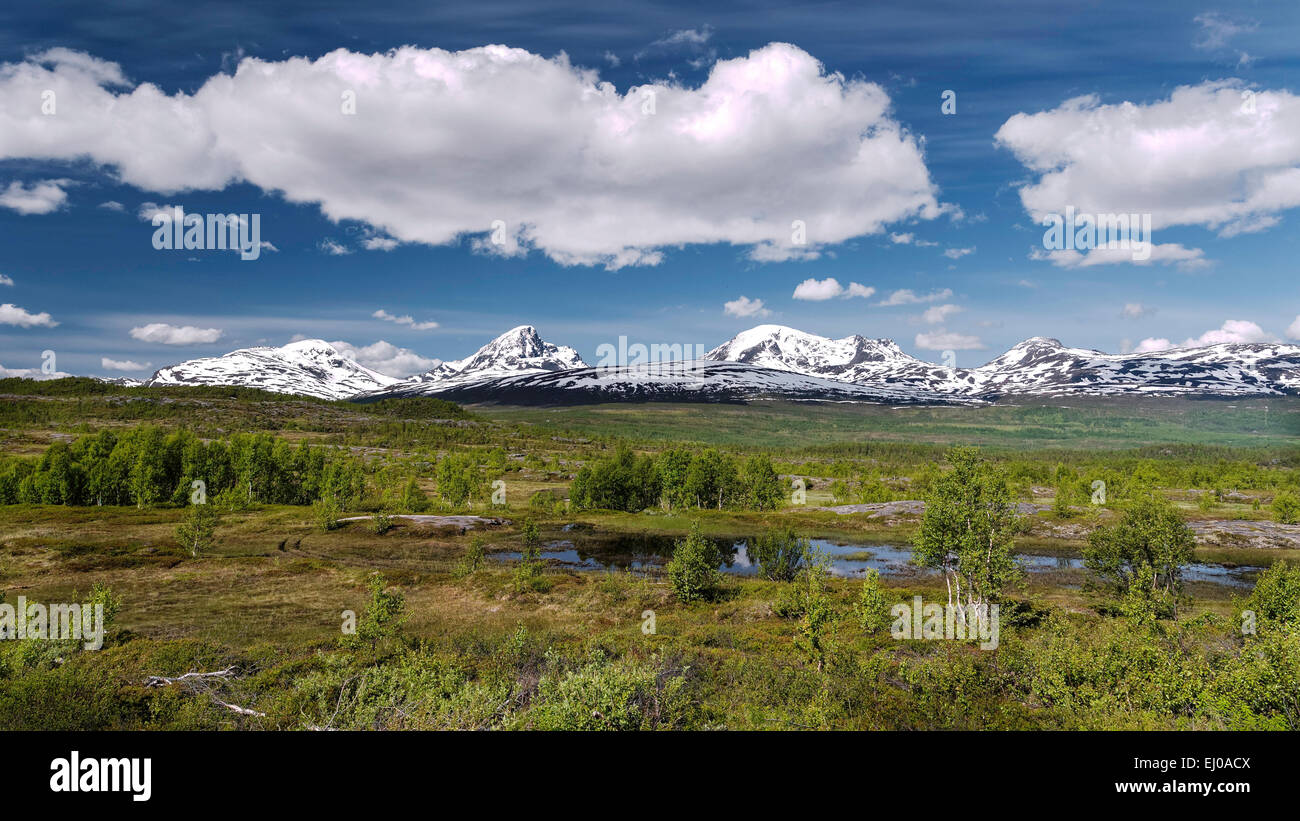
[783,444,1300,498]
[569,444,784,512]
[0,427,365,507]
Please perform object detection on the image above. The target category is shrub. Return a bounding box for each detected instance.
[520,519,541,553]
[342,572,407,649]
[1052,482,1076,518]
[399,476,428,513]
[1272,491,1300,525]
[313,494,342,531]
[281,650,499,730]
[175,502,220,557]
[829,479,852,504]
[666,525,720,603]
[85,582,123,631]
[512,561,550,594]
[436,453,481,508]
[786,546,838,672]
[513,519,548,593]
[1201,628,1300,730]
[367,506,395,535]
[737,455,783,510]
[1084,494,1194,619]
[747,528,806,582]
[913,447,1020,608]
[522,653,690,731]
[1240,561,1300,631]
[857,569,890,633]
[569,444,660,512]
[455,535,487,578]
[213,486,251,512]
[856,473,893,504]
[528,489,564,513]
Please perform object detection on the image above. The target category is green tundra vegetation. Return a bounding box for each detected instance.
[569,444,784,512]
[0,381,1298,730]
[0,428,369,508]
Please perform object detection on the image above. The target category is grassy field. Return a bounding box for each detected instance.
[1,385,1298,730]
[482,396,1300,450]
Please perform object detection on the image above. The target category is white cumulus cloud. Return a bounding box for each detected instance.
[101,357,152,371]
[0,362,70,379]
[0,44,944,269]
[921,304,962,324]
[0,303,57,327]
[915,330,985,351]
[329,339,440,378]
[724,295,770,318]
[319,239,352,256]
[1031,244,1207,269]
[362,235,399,251]
[996,81,1300,240]
[878,287,952,306]
[373,308,438,331]
[1193,13,1257,50]
[791,277,874,301]
[0,179,69,214]
[1184,319,1276,347]
[1135,319,1278,352]
[886,231,937,247]
[1133,337,1174,353]
[129,323,223,345]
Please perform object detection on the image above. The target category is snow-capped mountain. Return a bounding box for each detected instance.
[704,324,979,394]
[705,327,1300,399]
[138,324,1300,405]
[388,325,587,392]
[403,360,968,405]
[95,376,146,387]
[148,339,398,400]
[968,337,1300,398]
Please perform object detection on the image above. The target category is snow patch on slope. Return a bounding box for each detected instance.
[149,339,398,400]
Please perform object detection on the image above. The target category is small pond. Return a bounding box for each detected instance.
[493,533,1262,588]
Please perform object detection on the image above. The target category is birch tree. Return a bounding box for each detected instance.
[912,447,1021,615]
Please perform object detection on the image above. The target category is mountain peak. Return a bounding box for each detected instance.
[406,325,586,388]
[706,324,925,383]
[499,324,539,339]
[281,338,339,355]
[148,337,396,399]
[476,325,547,358]
[972,338,1071,375]
[142,323,1300,403]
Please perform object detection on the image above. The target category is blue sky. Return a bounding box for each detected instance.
[1,0,1298,378]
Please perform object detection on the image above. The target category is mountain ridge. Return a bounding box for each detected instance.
[148,338,398,400]
[136,324,1300,403]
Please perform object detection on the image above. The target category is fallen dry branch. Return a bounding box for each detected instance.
[145,666,333,730]
[144,667,239,688]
